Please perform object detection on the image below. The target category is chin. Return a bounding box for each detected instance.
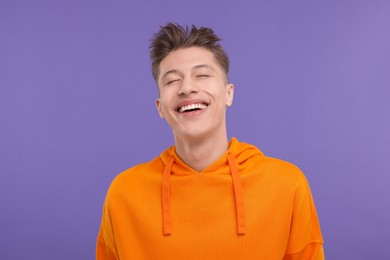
[175,129,209,141]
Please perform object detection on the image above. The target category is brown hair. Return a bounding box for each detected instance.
[149,22,230,81]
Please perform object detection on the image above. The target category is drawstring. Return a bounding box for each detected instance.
[162,156,175,235]
[227,152,246,235]
[161,153,246,236]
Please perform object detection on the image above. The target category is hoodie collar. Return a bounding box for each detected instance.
[160,138,262,175]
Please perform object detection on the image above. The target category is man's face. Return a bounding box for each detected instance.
[156,46,234,141]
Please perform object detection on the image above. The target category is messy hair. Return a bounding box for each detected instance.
[149,22,229,81]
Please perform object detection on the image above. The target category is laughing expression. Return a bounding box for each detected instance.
[156,46,234,141]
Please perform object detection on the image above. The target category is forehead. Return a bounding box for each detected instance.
[159,47,221,76]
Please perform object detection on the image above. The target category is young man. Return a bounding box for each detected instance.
[97,23,324,259]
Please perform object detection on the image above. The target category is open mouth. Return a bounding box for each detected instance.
[177,103,208,113]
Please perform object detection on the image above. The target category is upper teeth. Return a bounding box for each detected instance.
[179,103,207,113]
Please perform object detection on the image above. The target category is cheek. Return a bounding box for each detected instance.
[159,89,175,103]
[160,100,175,118]
[160,102,170,115]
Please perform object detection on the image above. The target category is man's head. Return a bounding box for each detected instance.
[150,23,234,142]
[150,23,230,82]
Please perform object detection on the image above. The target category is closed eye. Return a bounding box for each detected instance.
[165,79,181,85]
[196,74,210,78]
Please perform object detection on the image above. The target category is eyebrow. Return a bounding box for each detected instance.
[192,64,216,71]
[160,69,181,83]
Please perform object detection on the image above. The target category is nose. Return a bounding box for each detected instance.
[178,77,198,95]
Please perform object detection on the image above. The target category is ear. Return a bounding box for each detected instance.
[225,84,234,107]
[155,98,164,118]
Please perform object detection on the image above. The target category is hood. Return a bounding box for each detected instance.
[159,138,263,236]
[160,137,263,175]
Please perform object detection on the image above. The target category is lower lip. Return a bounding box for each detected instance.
[179,107,207,118]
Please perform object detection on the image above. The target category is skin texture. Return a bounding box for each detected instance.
[155,46,234,171]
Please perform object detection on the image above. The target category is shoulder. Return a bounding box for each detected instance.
[107,156,164,196]
[257,155,304,179]
[246,151,308,192]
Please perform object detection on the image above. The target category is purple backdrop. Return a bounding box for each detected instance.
[1,1,389,259]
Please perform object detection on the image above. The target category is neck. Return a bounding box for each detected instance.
[174,133,229,172]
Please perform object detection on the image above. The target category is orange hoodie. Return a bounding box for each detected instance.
[97,138,324,259]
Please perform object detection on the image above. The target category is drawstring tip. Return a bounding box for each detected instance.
[163,228,172,236]
[237,226,246,235]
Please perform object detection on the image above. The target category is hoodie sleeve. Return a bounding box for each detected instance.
[96,196,118,260]
[96,238,117,260]
[283,173,324,259]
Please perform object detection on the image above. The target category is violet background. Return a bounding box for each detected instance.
[1,0,389,259]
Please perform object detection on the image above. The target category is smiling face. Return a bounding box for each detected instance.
[156,46,234,142]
